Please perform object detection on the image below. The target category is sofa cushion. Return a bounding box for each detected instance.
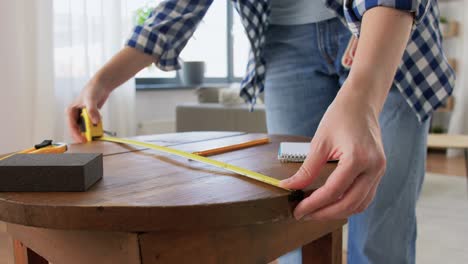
[176,103,267,133]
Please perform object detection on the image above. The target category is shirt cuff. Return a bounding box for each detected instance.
[126,25,180,72]
[345,0,430,25]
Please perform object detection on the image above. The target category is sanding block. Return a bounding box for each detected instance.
[0,153,103,192]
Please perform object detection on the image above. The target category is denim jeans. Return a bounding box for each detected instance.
[264,18,430,264]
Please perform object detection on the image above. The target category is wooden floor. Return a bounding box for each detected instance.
[0,223,13,264]
[0,152,465,264]
[426,151,466,177]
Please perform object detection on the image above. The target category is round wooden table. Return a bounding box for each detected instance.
[0,132,345,264]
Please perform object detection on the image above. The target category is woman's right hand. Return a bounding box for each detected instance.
[66,79,111,143]
[65,47,155,143]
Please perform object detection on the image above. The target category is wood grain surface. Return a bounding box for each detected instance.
[6,219,345,264]
[138,220,344,264]
[302,228,342,264]
[0,132,336,232]
[13,240,48,264]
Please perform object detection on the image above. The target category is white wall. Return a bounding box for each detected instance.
[0,0,54,153]
[440,2,468,156]
[430,3,464,132]
[135,89,198,134]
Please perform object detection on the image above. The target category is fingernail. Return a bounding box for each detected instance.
[280,177,292,186]
[302,215,315,221]
[294,213,304,220]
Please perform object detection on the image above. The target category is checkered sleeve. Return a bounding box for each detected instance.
[344,0,430,30]
[126,0,213,71]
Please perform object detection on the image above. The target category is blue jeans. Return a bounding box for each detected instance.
[264,18,430,264]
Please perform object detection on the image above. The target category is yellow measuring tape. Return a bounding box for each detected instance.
[79,109,304,201]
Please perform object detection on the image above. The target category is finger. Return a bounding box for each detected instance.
[303,172,378,221]
[66,106,86,143]
[292,155,363,219]
[84,98,101,125]
[353,177,380,214]
[279,141,329,190]
[352,154,385,214]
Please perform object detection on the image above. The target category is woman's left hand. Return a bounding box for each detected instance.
[280,83,387,221]
[280,6,415,221]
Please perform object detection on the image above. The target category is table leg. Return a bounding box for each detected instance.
[7,223,141,264]
[13,240,48,264]
[7,220,346,264]
[302,227,342,264]
[6,220,345,264]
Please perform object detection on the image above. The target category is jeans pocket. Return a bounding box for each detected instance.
[335,33,352,85]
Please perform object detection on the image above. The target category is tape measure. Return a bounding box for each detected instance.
[78,108,304,201]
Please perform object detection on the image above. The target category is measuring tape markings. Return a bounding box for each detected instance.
[99,136,287,191]
[79,108,305,201]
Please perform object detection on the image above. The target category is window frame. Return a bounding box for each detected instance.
[135,2,243,90]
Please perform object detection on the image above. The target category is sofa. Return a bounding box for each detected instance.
[176,87,267,133]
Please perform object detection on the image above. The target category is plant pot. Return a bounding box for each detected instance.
[180,61,205,86]
[440,23,448,36]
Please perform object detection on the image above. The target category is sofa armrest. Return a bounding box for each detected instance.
[176,103,267,133]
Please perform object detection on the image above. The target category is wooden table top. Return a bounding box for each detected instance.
[0,132,335,232]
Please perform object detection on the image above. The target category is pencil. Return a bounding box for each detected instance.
[193,138,270,157]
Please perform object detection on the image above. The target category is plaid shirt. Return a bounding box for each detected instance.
[127,0,455,122]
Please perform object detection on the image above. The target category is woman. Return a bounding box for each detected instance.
[66,0,454,263]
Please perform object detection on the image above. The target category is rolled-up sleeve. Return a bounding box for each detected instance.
[126,0,213,71]
[344,0,430,34]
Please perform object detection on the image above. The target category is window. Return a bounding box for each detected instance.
[135,1,250,89]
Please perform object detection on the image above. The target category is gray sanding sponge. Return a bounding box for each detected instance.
[0,153,103,192]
